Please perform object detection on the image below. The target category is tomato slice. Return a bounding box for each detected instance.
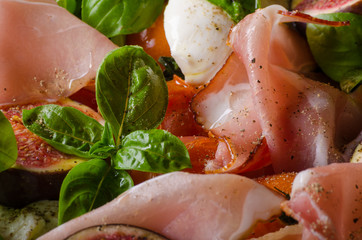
[126,7,171,62]
[159,76,207,137]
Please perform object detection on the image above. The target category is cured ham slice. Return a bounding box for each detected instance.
[281,163,362,240]
[0,0,117,106]
[39,172,284,240]
[227,5,362,172]
[192,53,266,173]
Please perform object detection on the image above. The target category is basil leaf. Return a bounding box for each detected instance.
[96,46,168,145]
[56,0,82,17]
[306,13,362,93]
[89,122,117,159]
[22,104,104,158]
[58,159,133,224]
[158,56,185,81]
[0,111,17,172]
[206,0,255,23]
[82,0,164,37]
[113,129,191,173]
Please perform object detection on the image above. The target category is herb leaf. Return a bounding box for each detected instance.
[206,0,255,23]
[56,0,82,17]
[82,0,164,37]
[306,12,362,93]
[22,104,104,158]
[158,56,185,81]
[89,122,117,159]
[96,46,168,145]
[58,159,133,225]
[113,129,191,173]
[0,111,17,172]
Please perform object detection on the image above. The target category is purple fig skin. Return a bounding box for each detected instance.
[0,168,68,208]
[292,0,362,15]
[65,224,168,240]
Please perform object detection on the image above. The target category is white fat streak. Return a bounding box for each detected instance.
[201,83,251,129]
[230,185,284,240]
[164,0,233,86]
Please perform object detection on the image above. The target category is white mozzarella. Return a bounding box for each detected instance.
[164,0,233,86]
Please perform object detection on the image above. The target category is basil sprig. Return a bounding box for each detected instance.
[0,111,17,172]
[306,12,362,93]
[22,46,190,224]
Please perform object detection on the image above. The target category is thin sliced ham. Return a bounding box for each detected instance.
[39,172,284,240]
[227,5,362,172]
[192,53,266,173]
[281,163,362,240]
[0,0,117,106]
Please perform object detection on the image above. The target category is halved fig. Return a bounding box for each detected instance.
[292,0,362,15]
[65,224,168,240]
[0,99,102,208]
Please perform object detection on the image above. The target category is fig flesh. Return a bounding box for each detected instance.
[66,224,168,240]
[292,0,362,15]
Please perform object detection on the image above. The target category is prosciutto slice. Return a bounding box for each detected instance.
[282,163,362,240]
[0,0,117,106]
[39,172,284,240]
[226,5,362,172]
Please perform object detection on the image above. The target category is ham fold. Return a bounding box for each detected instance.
[282,163,362,240]
[39,172,284,240]
[193,5,362,173]
[0,0,117,106]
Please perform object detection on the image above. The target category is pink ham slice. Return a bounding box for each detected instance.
[227,5,362,172]
[282,163,362,240]
[192,53,265,173]
[38,172,284,240]
[0,0,117,106]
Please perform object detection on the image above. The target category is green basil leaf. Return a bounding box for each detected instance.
[96,46,168,145]
[89,122,117,158]
[113,129,191,173]
[306,13,362,93]
[0,111,17,172]
[206,0,255,23]
[58,159,133,225]
[158,56,185,81]
[22,104,104,158]
[56,0,82,17]
[82,0,164,37]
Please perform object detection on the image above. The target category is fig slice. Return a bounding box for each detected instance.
[0,99,102,208]
[66,224,168,240]
[292,0,362,15]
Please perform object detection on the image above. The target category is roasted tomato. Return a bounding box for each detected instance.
[126,7,171,62]
[159,76,207,137]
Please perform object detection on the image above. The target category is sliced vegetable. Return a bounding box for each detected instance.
[306,12,362,92]
[82,0,164,37]
[96,46,168,145]
[58,159,133,225]
[22,104,104,158]
[113,129,191,173]
[206,0,255,23]
[0,111,17,172]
